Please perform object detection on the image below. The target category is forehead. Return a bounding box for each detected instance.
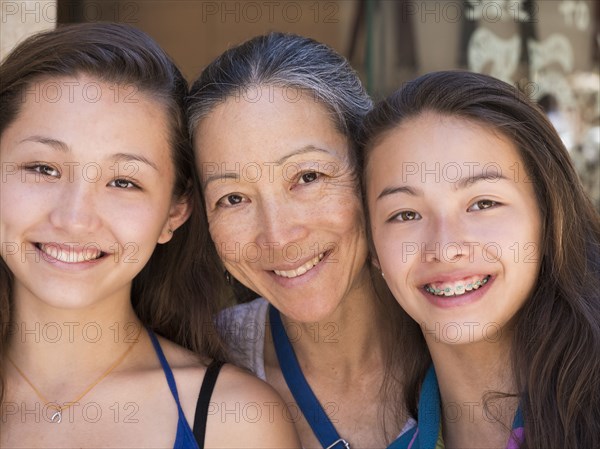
[194,86,350,165]
[15,75,165,123]
[368,113,523,173]
[1,75,173,163]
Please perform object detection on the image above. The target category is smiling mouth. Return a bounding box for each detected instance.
[36,243,105,263]
[273,252,326,279]
[424,275,491,297]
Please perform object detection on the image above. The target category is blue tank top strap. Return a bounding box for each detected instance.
[147,328,200,449]
[269,305,350,449]
[387,365,524,449]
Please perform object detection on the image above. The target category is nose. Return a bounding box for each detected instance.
[423,214,468,263]
[49,181,102,236]
[255,196,308,253]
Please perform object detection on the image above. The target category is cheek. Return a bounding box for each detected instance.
[373,223,412,263]
[385,274,421,324]
[477,215,541,264]
[380,253,410,288]
[207,214,244,262]
[331,194,364,232]
[370,224,389,263]
[336,204,369,264]
[1,181,51,230]
[374,237,408,285]
[106,200,167,243]
[504,229,542,296]
[372,228,422,300]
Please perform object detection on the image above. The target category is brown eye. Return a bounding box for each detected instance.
[110,179,137,189]
[39,165,59,177]
[26,163,60,178]
[299,171,319,184]
[217,193,247,208]
[389,210,421,222]
[468,199,498,211]
[226,194,243,205]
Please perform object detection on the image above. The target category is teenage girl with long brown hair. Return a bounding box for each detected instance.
[0,23,299,448]
[362,71,600,448]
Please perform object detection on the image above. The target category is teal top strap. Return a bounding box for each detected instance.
[387,365,440,449]
[387,365,524,449]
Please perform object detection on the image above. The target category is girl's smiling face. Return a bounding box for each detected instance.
[0,75,189,311]
[366,113,542,345]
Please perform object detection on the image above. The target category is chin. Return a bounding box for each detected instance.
[277,299,339,324]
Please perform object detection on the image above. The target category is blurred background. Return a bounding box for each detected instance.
[1,0,598,208]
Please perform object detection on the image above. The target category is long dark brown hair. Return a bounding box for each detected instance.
[187,32,413,442]
[360,70,600,448]
[0,23,226,406]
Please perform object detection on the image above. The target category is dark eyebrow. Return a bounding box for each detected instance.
[456,172,509,189]
[112,153,159,172]
[376,172,509,200]
[377,185,421,200]
[19,137,159,172]
[20,136,70,152]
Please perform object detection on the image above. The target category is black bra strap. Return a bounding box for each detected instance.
[193,360,225,448]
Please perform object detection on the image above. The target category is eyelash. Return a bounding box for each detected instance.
[296,170,321,185]
[387,199,500,222]
[23,164,141,190]
[467,199,499,211]
[388,210,421,222]
[216,193,247,208]
[108,178,141,190]
[24,163,61,178]
[215,170,322,208]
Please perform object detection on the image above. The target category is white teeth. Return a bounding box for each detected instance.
[425,275,490,297]
[274,253,325,279]
[38,244,102,263]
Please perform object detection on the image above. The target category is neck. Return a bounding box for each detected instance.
[427,336,519,448]
[7,286,142,381]
[273,272,386,381]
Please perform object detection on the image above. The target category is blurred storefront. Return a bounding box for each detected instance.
[356,0,599,209]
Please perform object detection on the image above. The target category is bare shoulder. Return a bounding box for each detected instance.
[153,334,210,367]
[212,363,282,402]
[206,364,301,448]
[147,335,299,447]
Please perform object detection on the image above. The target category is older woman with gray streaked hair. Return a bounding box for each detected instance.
[187,32,417,448]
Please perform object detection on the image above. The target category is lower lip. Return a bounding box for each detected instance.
[269,251,330,287]
[34,244,107,271]
[422,276,495,309]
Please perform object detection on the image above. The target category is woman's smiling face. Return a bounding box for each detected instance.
[195,87,371,322]
[0,75,189,311]
[366,112,542,345]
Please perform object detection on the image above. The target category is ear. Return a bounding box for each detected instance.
[371,255,381,271]
[158,196,192,244]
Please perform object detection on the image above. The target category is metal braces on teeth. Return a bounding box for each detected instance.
[425,276,490,296]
